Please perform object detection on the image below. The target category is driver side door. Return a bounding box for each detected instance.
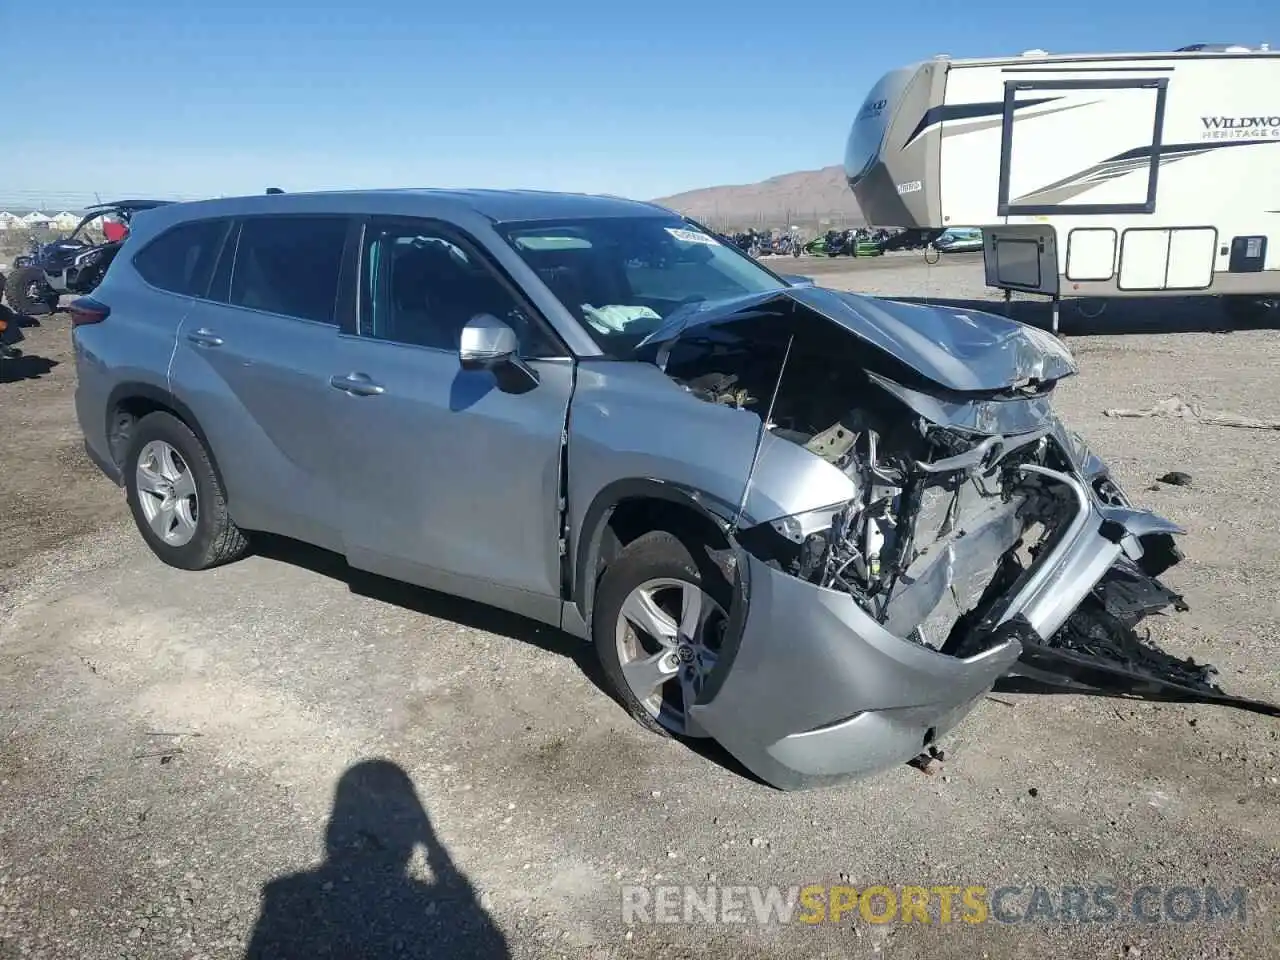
[330,217,574,626]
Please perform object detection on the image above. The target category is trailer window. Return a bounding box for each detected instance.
[998,78,1169,217]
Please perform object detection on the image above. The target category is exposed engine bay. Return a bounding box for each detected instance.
[656,304,1279,717]
[663,319,1065,654]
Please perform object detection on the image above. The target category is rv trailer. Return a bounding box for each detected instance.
[845,43,1280,330]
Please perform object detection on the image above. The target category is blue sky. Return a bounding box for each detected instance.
[4,0,1274,207]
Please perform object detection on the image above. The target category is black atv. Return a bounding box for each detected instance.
[5,200,172,315]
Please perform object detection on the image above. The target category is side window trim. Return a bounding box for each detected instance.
[354,215,568,357]
[191,219,235,300]
[207,219,241,303]
[335,218,364,338]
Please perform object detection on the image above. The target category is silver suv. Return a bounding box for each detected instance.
[72,189,1211,790]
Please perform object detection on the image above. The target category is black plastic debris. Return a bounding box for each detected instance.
[997,566,1280,719]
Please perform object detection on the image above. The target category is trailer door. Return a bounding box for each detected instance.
[998,78,1168,216]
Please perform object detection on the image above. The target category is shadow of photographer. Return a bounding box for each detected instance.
[245,758,510,959]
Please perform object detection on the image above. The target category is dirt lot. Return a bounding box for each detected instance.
[1,254,1278,959]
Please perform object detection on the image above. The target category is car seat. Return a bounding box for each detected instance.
[386,242,478,350]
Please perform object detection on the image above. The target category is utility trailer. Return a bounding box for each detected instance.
[844,43,1280,330]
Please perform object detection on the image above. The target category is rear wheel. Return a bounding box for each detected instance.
[124,412,250,570]
[5,266,58,315]
[593,530,733,738]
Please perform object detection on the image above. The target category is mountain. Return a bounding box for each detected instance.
[652,165,864,232]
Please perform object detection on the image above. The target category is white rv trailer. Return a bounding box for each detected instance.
[844,43,1280,329]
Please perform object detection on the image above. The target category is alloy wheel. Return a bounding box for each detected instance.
[614,576,727,737]
[135,440,199,547]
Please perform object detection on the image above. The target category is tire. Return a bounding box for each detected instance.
[592,529,734,739]
[124,411,250,570]
[5,266,55,315]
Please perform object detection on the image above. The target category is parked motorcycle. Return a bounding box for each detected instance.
[825,230,852,257]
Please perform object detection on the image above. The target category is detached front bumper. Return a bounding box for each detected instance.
[689,466,1188,791]
[687,551,1024,790]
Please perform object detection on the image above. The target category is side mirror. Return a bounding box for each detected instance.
[458,314,539,394]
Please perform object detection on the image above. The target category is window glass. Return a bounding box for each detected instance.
[361,221,557,355]
[229,216,348,324]
[497,217,786,358]
[132,219,231,297]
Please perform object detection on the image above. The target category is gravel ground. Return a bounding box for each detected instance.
[1,255,1278,959]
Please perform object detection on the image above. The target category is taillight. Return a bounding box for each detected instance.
[70,296,110,326]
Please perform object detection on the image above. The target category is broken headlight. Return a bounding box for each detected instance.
[1050,416,1131,507]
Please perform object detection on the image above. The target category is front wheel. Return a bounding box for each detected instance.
[592,530,733,739]
[124,412,251,570]
[4,266,57,315]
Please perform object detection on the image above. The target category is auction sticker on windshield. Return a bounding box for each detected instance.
[665,227,718,245]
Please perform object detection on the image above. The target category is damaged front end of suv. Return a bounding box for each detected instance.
[627,286,1277,790]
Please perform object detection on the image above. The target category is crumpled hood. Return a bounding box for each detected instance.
[638,286,1077,393]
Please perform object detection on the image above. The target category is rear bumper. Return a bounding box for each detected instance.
[690,467,1183,791]
[72,331,122,486]
[83,436,123,486]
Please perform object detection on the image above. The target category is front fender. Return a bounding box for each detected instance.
[565,362,857,629]
[570,478,737,634]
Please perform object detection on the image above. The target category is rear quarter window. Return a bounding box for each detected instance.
[132,218,233,297]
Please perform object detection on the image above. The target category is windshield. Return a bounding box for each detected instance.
[497,216,788,356]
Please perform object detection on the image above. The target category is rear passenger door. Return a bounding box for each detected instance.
[169,214,352,552]
[330,217,573,625]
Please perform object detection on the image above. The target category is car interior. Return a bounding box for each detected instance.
[376,235,551,354]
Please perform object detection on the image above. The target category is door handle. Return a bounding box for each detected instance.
[329,373,385,397]
[187,328,224,347]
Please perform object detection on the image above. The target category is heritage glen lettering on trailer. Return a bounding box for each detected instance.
[1201,115,1280,139]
